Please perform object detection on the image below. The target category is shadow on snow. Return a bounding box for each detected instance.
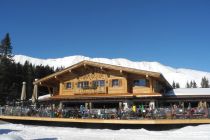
[0,129,20,135]
[33,138,58,140]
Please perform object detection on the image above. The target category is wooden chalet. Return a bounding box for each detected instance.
[1,60,210,126]
[33,60,172,108]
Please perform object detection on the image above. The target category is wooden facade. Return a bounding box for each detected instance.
[34,60,172,100]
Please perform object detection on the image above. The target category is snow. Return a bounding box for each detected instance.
[167,88,210,96]
[0,123,210,140]
[0,135,23,140]
[13,55,210,88]
[38,94,51,101]
[29,94,51,102]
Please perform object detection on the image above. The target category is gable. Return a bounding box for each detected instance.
[34,60,172,89]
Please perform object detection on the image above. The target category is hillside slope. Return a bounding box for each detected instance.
[14,55,210,88]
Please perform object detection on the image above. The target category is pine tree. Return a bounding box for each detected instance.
[172,81,176,89]
[0,57,15,103]
[0,33,13,60]
[0,34,57,104]
[0,33,14,104]
[0,44,3,58]
[190,81,193,88]
[175,83,180,88]
[186,81,190,88]
[201,77,209,88]
[192,81,197,88]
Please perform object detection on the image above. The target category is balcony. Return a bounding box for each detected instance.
[74,86,107,95]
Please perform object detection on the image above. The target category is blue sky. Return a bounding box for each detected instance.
[0,0,210,71]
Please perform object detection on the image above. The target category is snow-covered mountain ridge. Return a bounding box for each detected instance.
[13,55,210,88]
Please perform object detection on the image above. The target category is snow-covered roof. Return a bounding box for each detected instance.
[166,88,210,96]
[38,94,51,101]
[29,94,51,101]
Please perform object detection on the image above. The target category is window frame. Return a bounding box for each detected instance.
[77,81,89,89]
[65,82,72,89]
[92,80,105,87]
[112,79,120,87]
[133,79,149,87]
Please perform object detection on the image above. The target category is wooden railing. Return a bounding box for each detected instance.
[74,87,107,95]
[1,106,210,120]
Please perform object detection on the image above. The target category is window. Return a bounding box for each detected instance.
[112,79,120,87]
[78,81,89,88]
[66,82,72,89]
[154,81,163,92]
[133,79,149,87]
[92,80,105,87]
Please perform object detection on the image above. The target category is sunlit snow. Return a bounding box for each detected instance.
[0,123,210,140]
[13,55,210,88]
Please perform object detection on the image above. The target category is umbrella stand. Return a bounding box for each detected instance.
[20,82,27,108]
[32,79,39,108]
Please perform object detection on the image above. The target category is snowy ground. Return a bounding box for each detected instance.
[0,122,210,140]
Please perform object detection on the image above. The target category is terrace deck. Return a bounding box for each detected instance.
[1,115,210,125]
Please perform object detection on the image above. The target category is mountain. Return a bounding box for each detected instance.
[13,54,210,88]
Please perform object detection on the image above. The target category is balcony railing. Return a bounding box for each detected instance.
[1,106,210,120]
[74,86,107,95]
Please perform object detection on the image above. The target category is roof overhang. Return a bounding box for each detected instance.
[33,60,172,89]
[166,88,210,97]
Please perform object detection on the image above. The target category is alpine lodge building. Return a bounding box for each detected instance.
[1,60,210,125]
[34,60,172,110]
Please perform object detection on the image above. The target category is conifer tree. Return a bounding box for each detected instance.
[0,33,14,104]
[175,83,180,88]
[0,44,2,58]
[172,81,176,89]
[0,33,13,60]
[192,81,197,88]
[201,77,209,88]
[0,34,56,104]
[186,81,190,88]
[190,81,193,88]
